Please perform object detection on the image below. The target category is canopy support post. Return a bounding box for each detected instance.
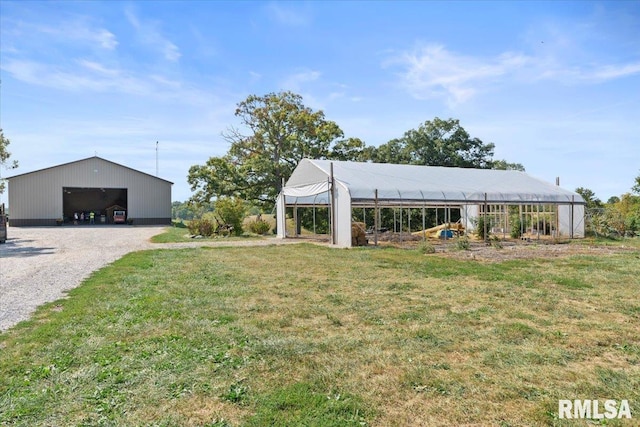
[422,205,426,242]
[570,195,575,239]
[484,193,488,244]
[330,163,336,245]
[374,189,379,246]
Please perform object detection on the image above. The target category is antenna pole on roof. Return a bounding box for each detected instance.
[156,141,159,177]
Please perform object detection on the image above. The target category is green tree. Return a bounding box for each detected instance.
[328,137,375,162]
[575,187,603,209]
[372,118,497,168]
[632,171,640,195]
[607,196,620,205]
[188,92,348,210]
[0,129,19,194]
[490,159,526,171]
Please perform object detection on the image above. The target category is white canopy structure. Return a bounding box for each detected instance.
[276,159,585,247]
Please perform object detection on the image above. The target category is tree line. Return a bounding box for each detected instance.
[576,184,640,238]
[185,91,639,237]
[187,91,524,213]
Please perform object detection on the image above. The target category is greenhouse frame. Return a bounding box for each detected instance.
[276,159,586,248]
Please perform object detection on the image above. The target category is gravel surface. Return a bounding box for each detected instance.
[0,226,301,332]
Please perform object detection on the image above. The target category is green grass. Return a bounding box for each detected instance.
[1,243,639,426]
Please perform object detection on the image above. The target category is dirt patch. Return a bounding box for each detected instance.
[437,240,637,262]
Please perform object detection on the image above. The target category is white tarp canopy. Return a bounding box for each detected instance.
[277,159,585,247]
[283,159,585,205]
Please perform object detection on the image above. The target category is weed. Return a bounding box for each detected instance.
[416,240,436,254]
[221,381,248,404]
[454,235,471,250]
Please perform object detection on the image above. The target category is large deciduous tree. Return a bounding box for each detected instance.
[0,129,19,194]
[371,117,523,170]
[188,92,347,210]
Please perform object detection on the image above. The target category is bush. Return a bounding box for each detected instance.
[474,216,492,240]
[455,236,471,251]
[215,197,246,236]
[248,219,271,235]
[510,215,523,239]
[188,218,216,237]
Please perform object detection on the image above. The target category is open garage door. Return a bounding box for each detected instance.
[63,187,127,224]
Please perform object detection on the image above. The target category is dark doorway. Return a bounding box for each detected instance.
[63,187,127,224]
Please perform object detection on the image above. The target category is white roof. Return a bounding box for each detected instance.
[282,159,585,205]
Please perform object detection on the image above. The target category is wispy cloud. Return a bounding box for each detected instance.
[265,2,310,27]
[1,56,212,107]
[124,7,181,62]
[386,44,530,106]
[3,18,117,52]
[388,42,640,107]
[280,69,321,92]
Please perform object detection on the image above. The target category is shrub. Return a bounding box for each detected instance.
[215,197,246,236]
[416,240,436,254]
[473,216,492,240]
[188,218,216,237]
[248,219,271,235]
[510,215,523,239]
[455,236,471,251]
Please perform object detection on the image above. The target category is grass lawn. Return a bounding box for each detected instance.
[1,242,639,426]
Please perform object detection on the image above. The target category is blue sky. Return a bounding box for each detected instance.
[1,1,639,203]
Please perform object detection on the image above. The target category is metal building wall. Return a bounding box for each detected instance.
[8,157,172,226]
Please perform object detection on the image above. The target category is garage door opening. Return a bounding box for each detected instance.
[63,187,127,224]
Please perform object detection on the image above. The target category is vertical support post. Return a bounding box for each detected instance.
[536,203,540,240]
[422,205,426,242]
[570,195,575,239]
[484,193,488,244]
[374,189,379,246]
[444,205,449,241]
[330,162,336,245]
[519,204,523,238]
[393,209,397,232]
[399,205,403,245]
[293,201,298,237]
[503,203,507,240]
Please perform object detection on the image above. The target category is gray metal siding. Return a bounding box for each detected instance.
[8,157,172,224]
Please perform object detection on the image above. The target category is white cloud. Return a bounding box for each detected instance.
[388,44,531,106]
[587,63,640,80]
[77,59,121,76]
[388,42,640,106]
[1,57,212,106]
[280,69,321,92]
[265,2,310,26]
[124,7,181,62]
[5,19,117,52]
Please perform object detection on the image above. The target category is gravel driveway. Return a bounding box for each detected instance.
[0,226,300,332]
